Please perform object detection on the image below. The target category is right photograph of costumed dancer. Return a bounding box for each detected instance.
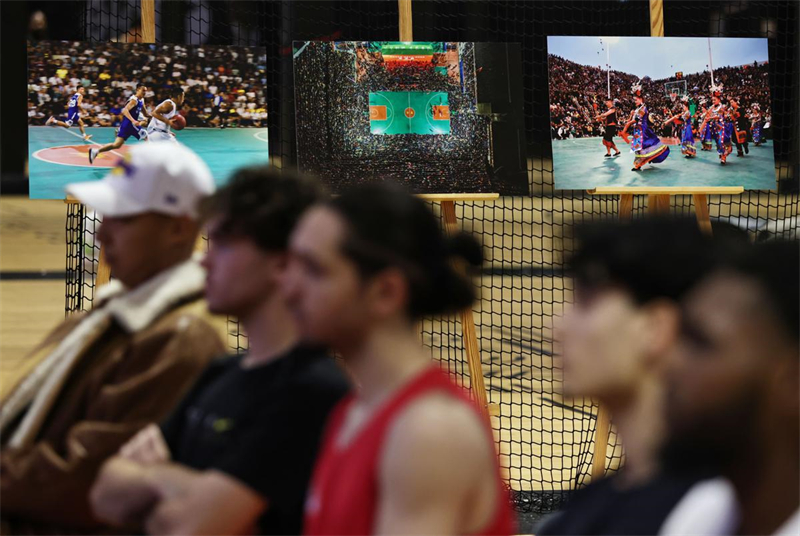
[547,36,777,190]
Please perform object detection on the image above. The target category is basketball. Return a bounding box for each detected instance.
[172,114,186,130]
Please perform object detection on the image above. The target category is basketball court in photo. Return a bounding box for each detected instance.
[369,91,451,135]
[28,126,269,199]
[553,136,776,190]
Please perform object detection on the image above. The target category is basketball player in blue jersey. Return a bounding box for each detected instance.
[89,85,149,164]
[146,87,185,143]
[209,91,227,129]
[46,86,92,141]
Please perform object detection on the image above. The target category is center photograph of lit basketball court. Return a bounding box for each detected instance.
[293,41,528,194]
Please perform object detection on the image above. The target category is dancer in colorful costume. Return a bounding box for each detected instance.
[620,81,669,172]
[698,98,713,151]
[749,103,764,146]
[666,96,696,158]
[698,84,732,165]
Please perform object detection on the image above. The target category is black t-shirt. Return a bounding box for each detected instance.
[536,473,698,536]
[160,345,350,535]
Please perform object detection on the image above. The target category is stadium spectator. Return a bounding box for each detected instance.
[90,167,350,535]
[660,240,799,535]
[0,143,225,533]
[537,218,736,535]
[27,41,267,128]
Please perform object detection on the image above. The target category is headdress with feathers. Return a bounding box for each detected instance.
[631,80,643,97]
[710,83,724,97]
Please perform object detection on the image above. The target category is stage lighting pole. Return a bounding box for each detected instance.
[607,42,611,100]
[708,38,716,87]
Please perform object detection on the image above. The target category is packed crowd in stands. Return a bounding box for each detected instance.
[549,55,772,140]
[27,41,267,128]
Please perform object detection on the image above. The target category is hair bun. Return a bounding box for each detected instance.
[446,232,483,268]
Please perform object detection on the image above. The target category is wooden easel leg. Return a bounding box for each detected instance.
[591,405,611,481]
[591,0,664,486]
[693,194,713,236]
[619,194,634,221]
[91,0,156,294]
[648,194,671,215]
[96,246,112,288]
[140,0,156,42]
[440,200,492,418]
[398,0,413,41]
[397,1,497,419]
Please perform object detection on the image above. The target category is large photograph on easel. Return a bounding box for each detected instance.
[547,36,776,190]
[293,41,529,195]
[27,41,269,199]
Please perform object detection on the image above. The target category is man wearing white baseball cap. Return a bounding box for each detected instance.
[0,143,226,534]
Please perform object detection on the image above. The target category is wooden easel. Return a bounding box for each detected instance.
[587,0,744,482]
[400,1,498,419]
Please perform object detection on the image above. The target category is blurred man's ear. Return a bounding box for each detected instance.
[770,353,800,419]
[162,215,202,249]
[368,267,409,321]
[641,299,681,371]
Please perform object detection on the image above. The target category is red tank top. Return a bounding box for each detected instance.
[303,367,516,536]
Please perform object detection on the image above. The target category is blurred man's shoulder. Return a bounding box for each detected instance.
[131,295,225,339]
[287,346,351,395]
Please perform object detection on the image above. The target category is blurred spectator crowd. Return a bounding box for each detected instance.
[548,55,772,140]
[28,41,267,128]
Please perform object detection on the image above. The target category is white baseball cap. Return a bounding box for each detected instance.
[66,143,215,219]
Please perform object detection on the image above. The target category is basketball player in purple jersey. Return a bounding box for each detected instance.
[89,85,149,164]
[46,86,92,141]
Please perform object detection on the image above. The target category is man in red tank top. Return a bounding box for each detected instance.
[283,183,516,536]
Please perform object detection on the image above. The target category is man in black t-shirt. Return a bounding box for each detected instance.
[90,167,350,535]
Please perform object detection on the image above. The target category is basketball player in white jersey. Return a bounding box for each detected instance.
[147,87,185,143]
[46,86,92,141]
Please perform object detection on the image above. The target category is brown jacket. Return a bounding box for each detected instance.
[0,258,226,532]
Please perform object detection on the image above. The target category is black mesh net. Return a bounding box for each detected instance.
[63,0,799,525]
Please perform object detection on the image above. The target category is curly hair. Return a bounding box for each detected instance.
[202,166,325,252]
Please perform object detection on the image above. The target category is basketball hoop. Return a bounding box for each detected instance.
[664,79,687,99]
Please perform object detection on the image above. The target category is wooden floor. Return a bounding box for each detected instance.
[0,197,67,395]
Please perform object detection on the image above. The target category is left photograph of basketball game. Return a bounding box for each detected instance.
[27,41,268,199]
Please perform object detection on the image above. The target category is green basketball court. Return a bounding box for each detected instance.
[369,91,451,135]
